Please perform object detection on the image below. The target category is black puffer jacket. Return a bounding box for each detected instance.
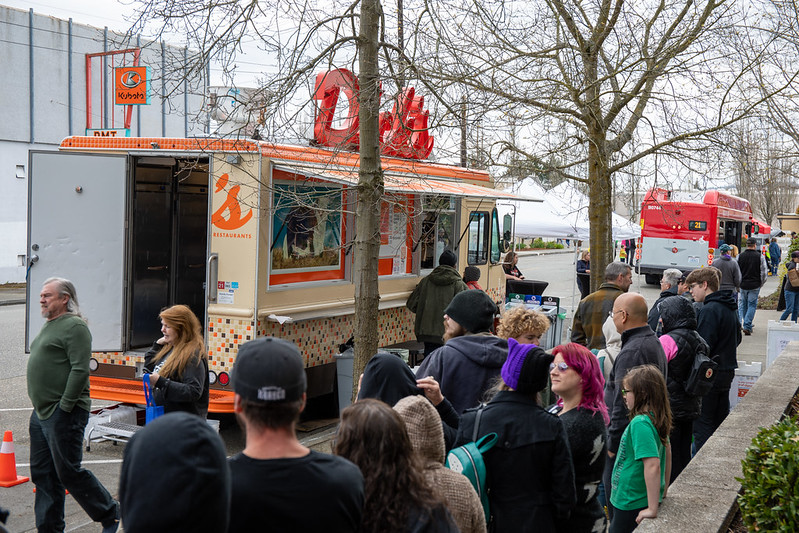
[696,290,741,370]
[659,297,709,422]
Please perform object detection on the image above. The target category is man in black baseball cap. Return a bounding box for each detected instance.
[227,337,364,532]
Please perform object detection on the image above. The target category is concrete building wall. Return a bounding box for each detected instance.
[0,5,208,282]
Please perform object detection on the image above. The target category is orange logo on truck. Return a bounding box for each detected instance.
[212,173,253,230]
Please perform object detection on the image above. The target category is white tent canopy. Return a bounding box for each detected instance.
[500,179,641,241]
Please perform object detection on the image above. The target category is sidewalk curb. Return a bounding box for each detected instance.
[516,249,575,257]
[0,299,25,307]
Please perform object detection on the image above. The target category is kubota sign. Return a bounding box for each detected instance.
[114,66,150,105]
[312,69,434,159]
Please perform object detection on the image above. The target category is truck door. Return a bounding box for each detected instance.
[27,151,128,351]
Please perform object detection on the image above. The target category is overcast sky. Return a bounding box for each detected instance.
[3,0,133,32]
[3,0,273,86]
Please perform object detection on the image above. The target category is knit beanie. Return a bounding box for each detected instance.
[444,290,497,333]
[501,338,553,395]
[463,266,481,283]
[439,249,457,267]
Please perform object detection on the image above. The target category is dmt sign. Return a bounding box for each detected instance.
[312,69,434,160]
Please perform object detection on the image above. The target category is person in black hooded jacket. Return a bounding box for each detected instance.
[415,290,506,415]
[119,412,230,533]
[357,351,423,406]
[685,268,742,452]
[455,339,576,532]
[657,296,710,482]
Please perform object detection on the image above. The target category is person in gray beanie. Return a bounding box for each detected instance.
[415,290,507,414]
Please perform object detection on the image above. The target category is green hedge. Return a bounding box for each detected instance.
[737,416,799,531]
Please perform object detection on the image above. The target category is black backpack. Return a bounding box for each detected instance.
[684,352,718,396]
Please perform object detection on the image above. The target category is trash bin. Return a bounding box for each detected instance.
[336,348,354,415]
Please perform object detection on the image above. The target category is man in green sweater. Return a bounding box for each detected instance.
[27,277,119,533]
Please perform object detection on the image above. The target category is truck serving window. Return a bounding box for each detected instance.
[419,195,456,269]
[468,211,490,265]
[378,197,413,276]
[688,220,707,231]
[270,181,346,283]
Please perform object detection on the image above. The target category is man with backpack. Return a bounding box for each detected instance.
[685,268,742,452]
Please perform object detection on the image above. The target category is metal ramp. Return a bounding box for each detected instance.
[85,420,141,451]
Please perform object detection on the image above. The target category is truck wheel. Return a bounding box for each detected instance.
[645,274,660,285]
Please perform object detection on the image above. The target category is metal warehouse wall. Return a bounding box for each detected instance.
[0,5,209,282]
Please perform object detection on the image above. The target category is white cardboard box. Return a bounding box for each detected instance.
[766,320,799,367]
[729,361,762,410]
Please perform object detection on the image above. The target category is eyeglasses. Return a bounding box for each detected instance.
[549,362,569,372]
[609,309,625,318]
[621,388,629,397]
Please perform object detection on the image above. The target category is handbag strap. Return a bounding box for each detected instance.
[143,374,155,407]
[472,403,487,442]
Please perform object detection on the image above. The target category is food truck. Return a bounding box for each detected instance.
[25,70,526,413]
[638,188,754,284]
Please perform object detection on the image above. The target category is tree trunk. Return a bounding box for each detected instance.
[587,132,613,292]
[352,0,384,400]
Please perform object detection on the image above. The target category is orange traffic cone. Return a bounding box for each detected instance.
[0,430,30,487]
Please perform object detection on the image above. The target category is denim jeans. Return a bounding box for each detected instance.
[29,407,117,532]
[738,287,760,331]
[781,290,799,322]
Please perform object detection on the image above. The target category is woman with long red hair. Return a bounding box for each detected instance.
[144,305,209,418]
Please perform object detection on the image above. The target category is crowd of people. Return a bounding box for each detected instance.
[22,238,787,532]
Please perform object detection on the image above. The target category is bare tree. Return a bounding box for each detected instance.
[727,123,797,225]
[126,0,403,392]
[397,0,791,289]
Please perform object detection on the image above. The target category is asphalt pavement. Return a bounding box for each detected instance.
[0,287,25,306]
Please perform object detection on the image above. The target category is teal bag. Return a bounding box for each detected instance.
[445,404,497,522]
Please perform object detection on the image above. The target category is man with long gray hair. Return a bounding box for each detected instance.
[27,277,120,532]
[647,268,683,334]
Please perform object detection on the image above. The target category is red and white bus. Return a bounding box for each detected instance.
[638,188,754,284]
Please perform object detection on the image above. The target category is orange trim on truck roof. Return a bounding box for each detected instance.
[89,375,235,414]
[60,136,260,153]
[59,136,491,182]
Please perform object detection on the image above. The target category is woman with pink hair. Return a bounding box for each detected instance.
[549,343,609,532]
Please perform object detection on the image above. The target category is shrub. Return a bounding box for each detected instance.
[737,416,799,532]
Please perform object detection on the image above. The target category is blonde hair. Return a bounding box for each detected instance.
[151,305,206,378]
[497,307,551,340]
